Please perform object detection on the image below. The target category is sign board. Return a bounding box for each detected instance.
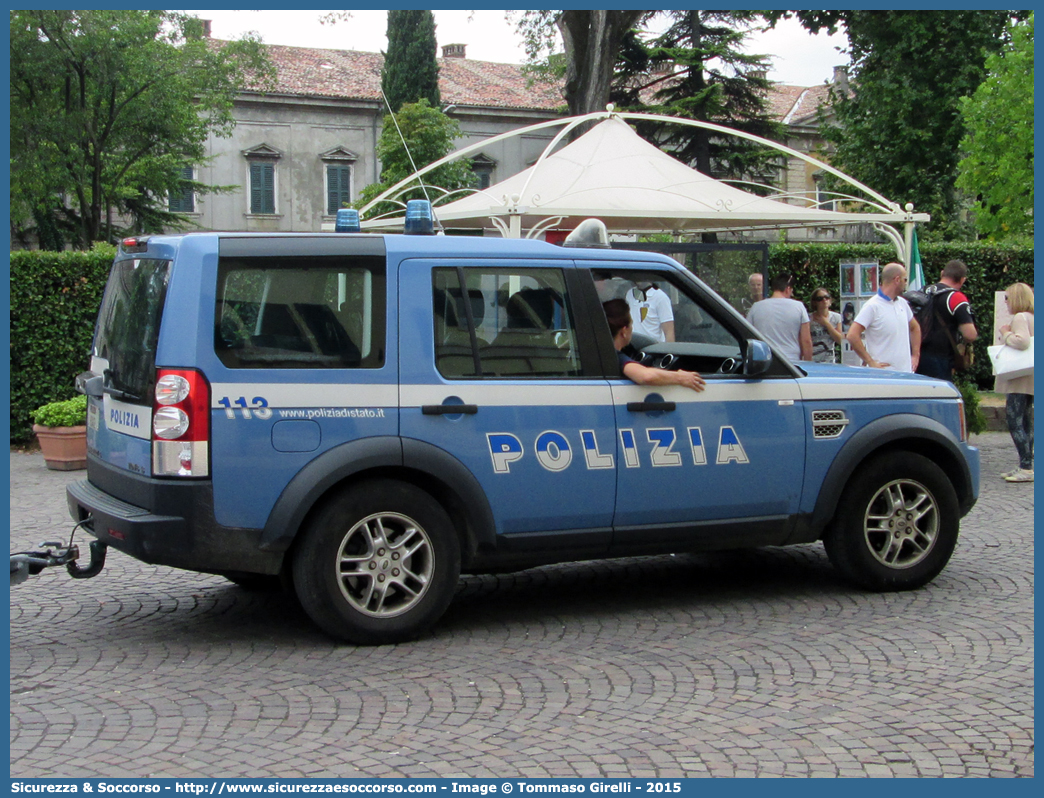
[839,260,879,366]
[994,290,1013,343]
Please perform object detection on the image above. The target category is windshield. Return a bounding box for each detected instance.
[92,257,171,403]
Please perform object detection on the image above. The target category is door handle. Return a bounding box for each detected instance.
[626,401,676,412]
[422,404,478,415]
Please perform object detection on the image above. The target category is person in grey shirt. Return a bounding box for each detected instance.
[747,272,813,362]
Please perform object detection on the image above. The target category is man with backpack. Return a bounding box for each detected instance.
[912,260,979,381]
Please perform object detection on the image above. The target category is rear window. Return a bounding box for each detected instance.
[93,257,171,402]
[215,255,385,369]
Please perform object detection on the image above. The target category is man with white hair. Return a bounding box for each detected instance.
[742,272,764,312]
[846,263,921,372]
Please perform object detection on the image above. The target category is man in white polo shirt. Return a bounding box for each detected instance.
[846,262,921,372]
[625,281,675,342]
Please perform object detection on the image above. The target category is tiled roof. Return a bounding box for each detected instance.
[439,57,562,110]
[765,84,808,121]
[233,41,563,112]
[775,83,833,125]
[623,69,833,126]
[232,40,832,123]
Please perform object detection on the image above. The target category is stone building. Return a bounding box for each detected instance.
[181,37,848,239]
[182,41,563,233]
[762,67,872,242]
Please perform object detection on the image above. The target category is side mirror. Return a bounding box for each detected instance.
[744,340,772,376]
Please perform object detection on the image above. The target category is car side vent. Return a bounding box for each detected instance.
[812,410,850,439]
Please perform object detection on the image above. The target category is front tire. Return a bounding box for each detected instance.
[292,480,461,644]
[824,452,960,591]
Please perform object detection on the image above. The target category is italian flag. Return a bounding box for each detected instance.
[908,226,925,291]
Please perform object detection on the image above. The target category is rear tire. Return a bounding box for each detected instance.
[292,480,461,644]
[825,452,959,591]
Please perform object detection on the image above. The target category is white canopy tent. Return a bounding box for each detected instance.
[360,110,928,265]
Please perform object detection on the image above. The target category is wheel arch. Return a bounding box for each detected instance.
[258,436,496,569]
[803,413,976,542]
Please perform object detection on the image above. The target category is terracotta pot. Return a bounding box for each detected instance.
[33,424,87,471]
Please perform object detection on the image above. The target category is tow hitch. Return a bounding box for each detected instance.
[10,520,107,586]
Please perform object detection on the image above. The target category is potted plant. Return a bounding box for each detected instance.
[32,394,88,471]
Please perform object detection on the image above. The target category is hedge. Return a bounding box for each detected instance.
[10,246,115,443]
[8,239,1032,443]
[768,240,1034,388]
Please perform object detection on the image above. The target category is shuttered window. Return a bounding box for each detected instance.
[169,165,195,213]
[249,161,276,214]
[326,165,353,215]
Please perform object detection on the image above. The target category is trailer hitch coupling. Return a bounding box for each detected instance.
[10,521,107,586]
[68,539,108,578]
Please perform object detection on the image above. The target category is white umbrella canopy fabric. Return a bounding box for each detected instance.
[421,118,902,236]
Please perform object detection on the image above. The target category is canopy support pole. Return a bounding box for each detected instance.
[903,221,914,268]
[901,203,919,269]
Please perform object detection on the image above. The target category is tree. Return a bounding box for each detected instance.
[513,10,648,121]
[781,10,1018,239]
[9,10,273,249]
[558,10,648,119]
[357,100,473,219]
[957,14,1033,241]
[513,10,781,177]
[612,11,783,183]
[381,10,440,113]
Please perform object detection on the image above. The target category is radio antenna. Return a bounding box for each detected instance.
[379,85,444,231]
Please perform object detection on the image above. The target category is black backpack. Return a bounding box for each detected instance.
[903,284,953,343]
[903,285,973,369]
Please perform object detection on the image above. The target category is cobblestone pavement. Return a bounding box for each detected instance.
[10,432,1033,778]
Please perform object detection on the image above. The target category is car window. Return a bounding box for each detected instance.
[596,269,741,347]
[594,267,745,373]
[215,255,385,369]
[433,267,583,379]
[93,257,171,402]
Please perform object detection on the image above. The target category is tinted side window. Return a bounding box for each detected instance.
[215,255,385,369]
[433,267,582,379]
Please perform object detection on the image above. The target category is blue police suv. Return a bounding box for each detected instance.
[68,211,979,644]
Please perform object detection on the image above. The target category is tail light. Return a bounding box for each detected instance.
[152,368,210,477]
[120,237,149,253]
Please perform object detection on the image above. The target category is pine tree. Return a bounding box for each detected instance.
[382,10,440,113]
[612,11,783,186]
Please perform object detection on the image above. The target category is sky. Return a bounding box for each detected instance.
[187,10,849,87]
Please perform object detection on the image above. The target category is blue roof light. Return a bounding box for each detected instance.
[404,200,435,235]
[335,208,361,233]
